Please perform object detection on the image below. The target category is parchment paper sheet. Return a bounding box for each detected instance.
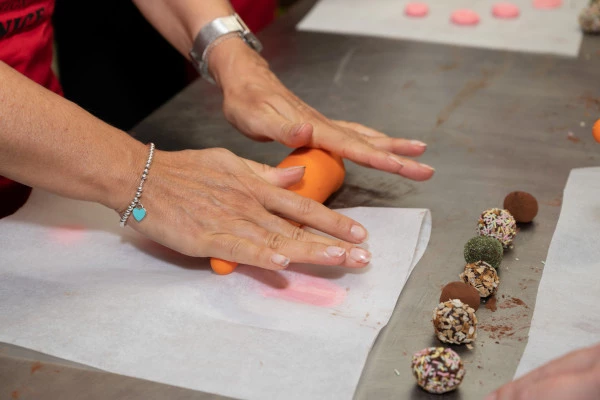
[0,190,431,399]
[515,167,600,378]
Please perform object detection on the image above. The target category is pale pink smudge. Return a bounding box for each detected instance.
[261,272,347,307]
[49,224,86,245]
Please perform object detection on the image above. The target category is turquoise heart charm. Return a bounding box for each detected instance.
[132,206,147,222]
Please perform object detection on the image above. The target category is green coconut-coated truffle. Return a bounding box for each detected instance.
[464,236,503,269]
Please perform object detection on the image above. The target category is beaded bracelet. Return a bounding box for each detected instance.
[119,143,155,227]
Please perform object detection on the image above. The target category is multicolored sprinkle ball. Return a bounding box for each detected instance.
[411,347,465,394]
[477,208,517,248]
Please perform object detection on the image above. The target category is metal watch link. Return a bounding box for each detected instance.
[189,13,263,84]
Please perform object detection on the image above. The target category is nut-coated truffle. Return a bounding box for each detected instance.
[460,261,500,298]
[432,299,477,345]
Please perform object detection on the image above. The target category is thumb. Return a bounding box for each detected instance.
[243,159,306,188]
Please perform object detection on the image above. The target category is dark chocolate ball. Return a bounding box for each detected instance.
[464,236,503,269]
[503,191,538,223]
[440,281,481,311]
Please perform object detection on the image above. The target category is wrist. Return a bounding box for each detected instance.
[207,37,269,88]
[96,135,149,213]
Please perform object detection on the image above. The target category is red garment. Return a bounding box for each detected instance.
[232,0,277,32]
[0,0,59,219]
[0,0,276,219]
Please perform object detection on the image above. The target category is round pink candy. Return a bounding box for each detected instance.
[532,0,562,9]
[492,3,520,19]
[405,2,429,18]
[451,9,480,26]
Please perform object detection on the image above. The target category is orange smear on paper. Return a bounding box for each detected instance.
[49,224,86,245]
[261,273,346,307]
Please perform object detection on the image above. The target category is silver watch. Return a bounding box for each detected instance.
[189,13,263,84]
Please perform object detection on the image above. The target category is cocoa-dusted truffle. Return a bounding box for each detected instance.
[464,236,503,269]
[504,191,538,223]
[440,281,481,311]
[459,261,500,298]
[432,299,477,345]
[477,208,517,248]
[411,347,465,394]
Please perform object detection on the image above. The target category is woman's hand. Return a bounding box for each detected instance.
[125,147,372,270]
[486,343,600,400]
[209,39,435,182]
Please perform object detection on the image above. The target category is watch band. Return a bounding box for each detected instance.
[189,13,263,84]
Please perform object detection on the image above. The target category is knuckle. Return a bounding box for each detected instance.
[265,232,288,250]
[225,238,246,259]
[295,197,316,216]
[289,226,306,241]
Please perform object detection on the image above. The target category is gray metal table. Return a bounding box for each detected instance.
[2,1,599,398]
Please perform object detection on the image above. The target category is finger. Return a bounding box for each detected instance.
[242,158,306,188]
[256,213,371,267]
[333,120,428,157]
[367,136,427,157]
[335,135,435,181]
[332,120,388,138]
[488,344,600,399]
[258,184,369,244]
[208,233,290,271]
[223,218,369,268]
[492,367,600,400]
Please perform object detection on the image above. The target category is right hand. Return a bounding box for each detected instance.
[124,148,371,270]
[486,343,600,400]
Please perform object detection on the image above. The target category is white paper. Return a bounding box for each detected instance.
[0,190,430,400]
[515,167,600,378]
[298,0,587,57]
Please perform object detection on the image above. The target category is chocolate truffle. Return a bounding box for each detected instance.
[432,299,477,345]
[440,281,481,311]
[477,208,517,248]
[460,261,500,297]
[411,347,465,394]
[464,235,503,269]
[504,191,538,223]
[579,2,600,34]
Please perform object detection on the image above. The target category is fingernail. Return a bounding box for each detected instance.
[325,246,346,257]
[419,162,435,172]
[291,123,308,136]
[281,165,306,174]
[484,393,497,400]
[271,254,290,268]
[388,155,405,168]
[410,140,427,147]
[351,225,368,241]
[350,248,371,263]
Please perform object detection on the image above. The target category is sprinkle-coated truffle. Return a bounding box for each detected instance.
[411,347,465,394]
[477,208,517,248]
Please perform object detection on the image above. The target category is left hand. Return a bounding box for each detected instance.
[486,343,600,400]
[208,38,435,182]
